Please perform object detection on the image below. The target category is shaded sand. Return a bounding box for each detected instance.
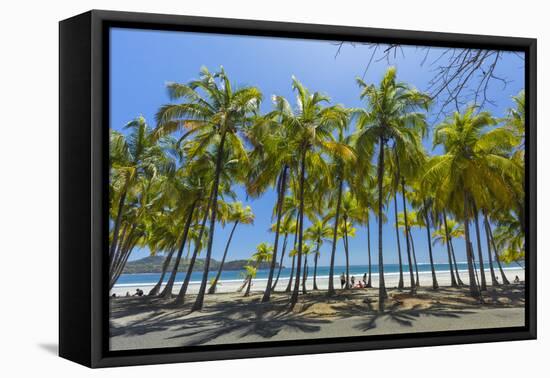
[110,284,526,351]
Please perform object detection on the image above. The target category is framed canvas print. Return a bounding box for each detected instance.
[59,10,536,368]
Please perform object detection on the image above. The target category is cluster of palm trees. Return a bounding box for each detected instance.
[109,66,525,312]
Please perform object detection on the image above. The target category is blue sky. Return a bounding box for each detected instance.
[110,27,524,267]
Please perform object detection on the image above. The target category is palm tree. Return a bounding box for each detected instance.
[354,67,431,310]
[155,66,262,311]
[305,217,332,290]
[270,77,350,306]
[246,108,300,302]
[242,242,274,296]
[300,244,314,294]
[109,117,174,284]
[325,118,360,296]
[352,179,376,288]
[432,215,463,286]
[272,218,297,290]
[157,154,214,299]
[397,211,420,289]
[208,202,254,294]
[424,106,520,298]
[338,191,360,288]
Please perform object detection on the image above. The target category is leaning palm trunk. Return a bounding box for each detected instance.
[449,240,465,285]
[472,202,487,290]
[109,223,133,285]
[400,180,416,293]
[175,198,212,305]
[149,248,176,296]
[302,255,308,294]
[366,219,372,288]
[463,193,481,298]
[263,165,288,302]
[443,213,459,287]
[343,218,351,289]
[160,201,197,298]
[423,207,439,290]
[377,137,387,311]
[109,181,129,259]
[193,132,228,311]
[285,226,299,292]
[243,276,253,297]
[109,222,128,269]
[272,232,289,290]
[110,233,139,290]
[285,254,296,292]
[393,193,405,289]
[486,218,510,284]
[313,239,320,290]
[290,151,307,306]
[328,177,344,296]
[208,220,239,294]
[409,230,420,287]
[482,214,499,286]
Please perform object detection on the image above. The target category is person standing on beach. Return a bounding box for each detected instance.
[340,273,346,289]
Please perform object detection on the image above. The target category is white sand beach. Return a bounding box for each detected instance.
[109,267,526,351]
[111,267,525,296]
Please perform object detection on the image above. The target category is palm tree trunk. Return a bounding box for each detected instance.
[400,180,416,293]
[423,209,438,290]
[487,219,510,284]
[302,254,308,294]
[328,177,344,296]
[208,220,239,294]
[377,138,387,312]
[285,224,299,292]
[110,222,141,289]
[148,248,176,296]
[160,200,198,298]
[193,131,228,312]
[442,212,459,287]
[110,233,139,290]
[272,232,289,290]
[290,150,307,306]
[472,201,487,291]
[263,165,288,302]
[313,239,320,290]
[366,218,372,288]
[175,197,212,305]
[243,276,252,297]
[109,182,129,258]
[463,193,481,298]
[285,255,296,292]
[409,230,420,287]
[109,222,128,269]
[343,217,350,289]
[482,213,498,286]
[393,193,405,289]
[449,240,464,285]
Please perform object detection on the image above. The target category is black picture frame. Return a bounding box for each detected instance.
[59,9,537,368]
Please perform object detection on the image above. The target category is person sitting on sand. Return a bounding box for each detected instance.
[514,275,520,283]
[355,280,364,289]
[340,273,346,289]
[125,291,130,297]
[111,293,116,298]
[133,288,144,297]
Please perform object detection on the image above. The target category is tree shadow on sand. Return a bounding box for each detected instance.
[347,301,477,332]
[110,294,331,344]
